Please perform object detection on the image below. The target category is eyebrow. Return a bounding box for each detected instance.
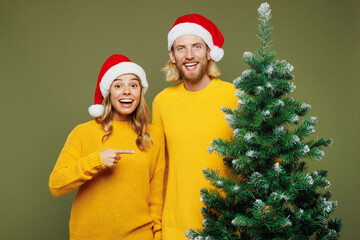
[175,42,204,48]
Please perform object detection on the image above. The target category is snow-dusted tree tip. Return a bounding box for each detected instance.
[258,2,271,20]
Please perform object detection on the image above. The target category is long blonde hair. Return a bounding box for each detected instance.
[95,84,152,151]
[162,59,221,82]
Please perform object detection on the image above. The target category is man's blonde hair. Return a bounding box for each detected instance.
[162,59,221,82]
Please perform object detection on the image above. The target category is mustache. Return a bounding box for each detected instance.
[183,61,197,64]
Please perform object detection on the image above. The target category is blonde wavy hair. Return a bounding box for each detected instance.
[95,82,152,151]
[162,59,221,82]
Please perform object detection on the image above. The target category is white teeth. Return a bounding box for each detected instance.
[120,99,133,103]
[185,63,197,66]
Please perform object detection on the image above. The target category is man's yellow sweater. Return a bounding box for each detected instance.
[49,120,165,240]
[152,78,237,239]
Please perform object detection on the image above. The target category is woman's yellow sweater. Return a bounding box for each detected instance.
[49,120,165,240]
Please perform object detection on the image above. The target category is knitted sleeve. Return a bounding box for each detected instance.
[49,125,105,197]
[149,128,166,240]
[151,96,164,131]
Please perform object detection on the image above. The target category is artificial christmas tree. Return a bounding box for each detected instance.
[186,3,342,240]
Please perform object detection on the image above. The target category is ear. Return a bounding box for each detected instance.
[207,47,211,61]
[169,50,176,64]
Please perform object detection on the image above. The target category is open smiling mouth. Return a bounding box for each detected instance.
[184,62,198,70]
[119,99,134,106]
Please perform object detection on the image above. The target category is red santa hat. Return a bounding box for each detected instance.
[167,13,224,62]
[88,54,148,118]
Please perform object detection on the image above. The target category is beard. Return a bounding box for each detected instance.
[176,58,209,84]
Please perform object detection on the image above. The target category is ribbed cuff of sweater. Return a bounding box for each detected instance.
[82,151,105,174]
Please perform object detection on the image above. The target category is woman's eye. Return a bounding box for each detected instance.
[114,84,121,88]
[131,84,138,88]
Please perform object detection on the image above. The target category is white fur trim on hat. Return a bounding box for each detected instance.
[99,62,148,98]
[88,104,105,118]
[168,23,214,49]
[210,46,224,62]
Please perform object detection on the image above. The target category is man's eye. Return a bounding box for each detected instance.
[177,47,184,51]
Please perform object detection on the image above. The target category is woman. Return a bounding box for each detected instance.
[49,54,165,240]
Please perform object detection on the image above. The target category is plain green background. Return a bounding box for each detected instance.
[1,0,359,239]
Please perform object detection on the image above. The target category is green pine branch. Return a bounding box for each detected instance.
[187,3,342,239]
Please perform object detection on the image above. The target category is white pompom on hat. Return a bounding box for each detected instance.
[88,54,148,118]
[168,13,224,62]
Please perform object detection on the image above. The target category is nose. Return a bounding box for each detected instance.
[185,48,194,59]
[122,86,130,95]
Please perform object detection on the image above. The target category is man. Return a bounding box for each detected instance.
[152,14,238,239]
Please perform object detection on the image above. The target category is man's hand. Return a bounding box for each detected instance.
[100,148,135,168]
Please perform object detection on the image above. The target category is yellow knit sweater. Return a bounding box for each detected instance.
[152,78,238,239]
[49,120,165,240]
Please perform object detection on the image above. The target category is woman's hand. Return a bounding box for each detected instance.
[100,148,134,168]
